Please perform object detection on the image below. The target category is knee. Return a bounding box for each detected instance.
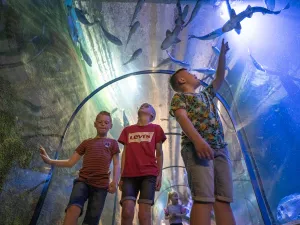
[122,203,134,220]
[66,205,81,216]
[138,208,151,222]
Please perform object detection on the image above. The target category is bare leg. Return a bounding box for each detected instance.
[190,202,213,225]
[121,200,136,225]
[214,201,236,225]
[63,205,81,225]
[138,203,151,225]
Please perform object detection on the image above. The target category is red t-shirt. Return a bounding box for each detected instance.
[76,137,120,188]
[118,123,167,177]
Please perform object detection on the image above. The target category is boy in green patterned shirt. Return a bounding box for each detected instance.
[169,39,236,225]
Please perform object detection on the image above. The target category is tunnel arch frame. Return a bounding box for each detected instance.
[29,69,273,225]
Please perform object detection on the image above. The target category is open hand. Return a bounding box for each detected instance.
[220,39,230,55]
[108,181,117,194]
[39,145,52,164]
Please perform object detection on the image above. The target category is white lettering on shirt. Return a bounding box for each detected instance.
[128,132,154,143]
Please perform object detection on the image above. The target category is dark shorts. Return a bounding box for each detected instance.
[171,223,183,225]
[120,176,156,206]
[65,179,108,225]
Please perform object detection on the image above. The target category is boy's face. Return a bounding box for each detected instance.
[138,104,153,123]
[177,69,200,89]
[94,114,112,136]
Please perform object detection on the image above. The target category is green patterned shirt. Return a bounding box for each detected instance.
[169,84,227,149]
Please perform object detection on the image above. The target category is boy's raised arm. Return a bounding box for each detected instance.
[212,39,229,92]
[174,109,214,160]
[40,145,81,168]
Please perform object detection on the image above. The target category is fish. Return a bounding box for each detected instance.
[277,193,300,224]
[184,0,203,27]
[248,49,266,72]
[222,3,290,33]
[74,7,99,26]
[175,4,189,26]
[130,0,145,26]
[126,21,140,48]
[20,99,42,113]
[225,0,241,34]
[99,23,123,46]
[250,3,289,15]
[123,48,142,65]
[188,28,223,41]
[264,0,275,11]
[123,110,130,127]
[212,45,220,55]
[192,68,216,75]
[166,50,190,68]
[111,108,118,115]
[29,24,46,51]
[175,0,185,26]
[79,41,92,67]
[155,58,172,68]
[161,25,182,50]
[67,13,79,44]
[182,5,189,21]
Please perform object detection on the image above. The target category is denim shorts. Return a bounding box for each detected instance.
[120,176,157,206]
[181,143,233,203]
[65,178,108,225]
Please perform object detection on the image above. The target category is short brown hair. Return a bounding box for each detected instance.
[169,68,186,92]
[96,111,112,121]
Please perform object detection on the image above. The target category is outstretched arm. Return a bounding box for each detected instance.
[109,153,120,194]
[213,39,230,91]
[40,145,81,168]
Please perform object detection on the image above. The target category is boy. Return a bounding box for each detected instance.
[169,39,236,225]
[118,103,167,225]
[39,111,120,225]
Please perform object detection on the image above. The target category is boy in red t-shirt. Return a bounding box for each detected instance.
[39,111,120,225]
[118,103,167,225]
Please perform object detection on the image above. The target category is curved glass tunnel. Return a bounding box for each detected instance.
[0,0,300,224]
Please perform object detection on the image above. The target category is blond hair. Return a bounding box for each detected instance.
[167,190,178,205]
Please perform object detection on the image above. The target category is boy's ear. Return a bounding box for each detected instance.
[178,77,186,85]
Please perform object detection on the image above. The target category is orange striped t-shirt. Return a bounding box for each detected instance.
[75,137,120,188]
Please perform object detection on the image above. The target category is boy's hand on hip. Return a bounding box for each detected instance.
[108,181,117,194]
[39,145,52,164]
[156,174,162,191]
[194,139,214,160]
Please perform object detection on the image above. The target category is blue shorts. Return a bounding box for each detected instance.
[65,178,108,225]
[120,176,156,206]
